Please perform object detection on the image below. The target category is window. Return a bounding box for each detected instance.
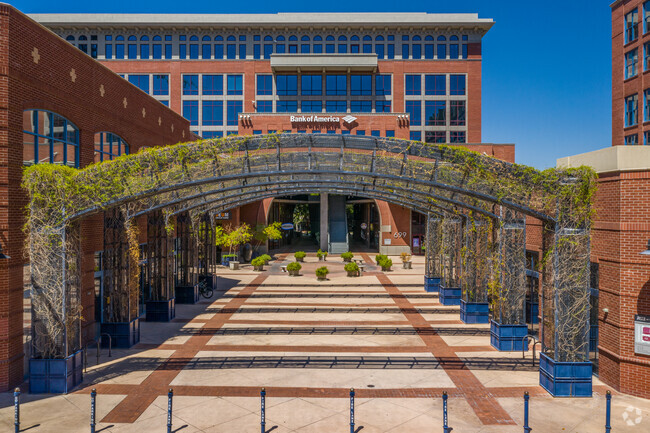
[183,75,199,95]
[94,132,129,163]
[385,130,395,137]
[645,130,650,145]
[450,131,466,143]
[350,75,371,96]
[625,134,638,145]
[227,75,243,95]
[105,35,113,59]
[412,36,421,59]
[626,49,638,79]
[450,75,466,95]
[165,42,172,59]
[425,101,446,126]
[128,38,137,58]
[227,100,243,125]
[153,36,162,59]
[203,131,223,139]
[239,44,246,59]
[277,75,298,95]
[253,130,262,135]
[645,89,650,122]
[645,2,650,34]
[375,75,391,95]
[450,40,459,59]
[438,41,446,59]
[626,9,639,44]
[450,100,466,126]
[301,100,322,113]
[326,75,347,96]
[406,100,421,126]
[202,101,223,126]
[375,43,385,59]
[371,130,380,137]
[277,100,298,112]
[115,35,124,59]
[227,43,236,59]
[350,100,372,112]
[301,75,322,95]
[410,131,421,141]
[128,75,149,94]
[326,101,347,112]
[257,101,273,112]
[376,100,391,113]
[140,36,150,59]
[23,110,79,167]
[202,36,211,59]
[425,36,434,59]
[153,75,169,95]
[203,75,223,95]
[387,43,395,59]
[214,42,224,59]
[257,75,273,95]
[356,130,366,136]
[425,131,446,143]
[264,43,273,59]
[254,44,261,59]
[425,75,446,95]
[405,75,421,95]
[645,43,650,71]
[183,101,199,126]
[625,94,638,127]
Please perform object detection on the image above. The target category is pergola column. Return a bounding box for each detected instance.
[439,216,462,305]
[424,213,442,292]
[174,212,199,304]
[145,211,175,321]
[460,215,491,324]
[198,212,218,290]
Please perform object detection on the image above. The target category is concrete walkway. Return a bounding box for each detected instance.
[1,253,649,432]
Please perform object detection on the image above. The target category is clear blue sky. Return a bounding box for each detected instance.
[12,0,613,169]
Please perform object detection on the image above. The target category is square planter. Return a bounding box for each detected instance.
[539,352,592,397]
[199,273,218,290]
[100,317,140,348]
[146,298,176,322]
[424,277,441,293]
[221,256,237,266]
[460,300,489,324]
[525,301,540,324]
[175,284,200,304]
[29,349,83,394]
[490,320,529,351]
[439,286,461,306]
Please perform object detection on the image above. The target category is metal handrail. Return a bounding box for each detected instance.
[522,335,541,366]
[83,333,113,372]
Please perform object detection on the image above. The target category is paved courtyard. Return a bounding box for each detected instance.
[1,253,649,432]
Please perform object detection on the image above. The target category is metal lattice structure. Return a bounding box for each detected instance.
[23,134,595,361]
[441,217,463,289]
[175,212,198,287]
[494,209,527,325]
[461,215,491,304]
[425,214,442,279]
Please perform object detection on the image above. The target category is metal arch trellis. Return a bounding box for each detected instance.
[22,134,596,364]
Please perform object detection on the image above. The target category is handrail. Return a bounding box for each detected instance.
[83,333,113,373]
[522,335,541,366]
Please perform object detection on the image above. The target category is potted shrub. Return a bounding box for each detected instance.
[258,254,272,264]
[341,252,354,262]
[251,256,266,271]
[315,266,329,281]
[345,262,360,277]
[287,261,302,276]
[317,249,328,261]
[401,252,412,269]
[378,257,393,271]
[294,251,307,262]
[375,254,387,265]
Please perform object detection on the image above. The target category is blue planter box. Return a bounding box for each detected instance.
[221,256,237,266]
[490,320,529,351]
[589,325,598,352]
[424,277,440,293]
[175,284,200,304]
[146,298,176,322]
[460,300,489,324]
[29,350,83,394]
[199,273,218,290]
[539,352,592,397]
[100,317,140,348]
[439,286,461,306]
[525,301,539,324]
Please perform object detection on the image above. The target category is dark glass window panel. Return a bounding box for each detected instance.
[203,75,224,95]
[202,100,224,126]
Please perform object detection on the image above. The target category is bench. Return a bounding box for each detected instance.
[281,265,287,272]
[359,265,365,274]
[354,259,364,265]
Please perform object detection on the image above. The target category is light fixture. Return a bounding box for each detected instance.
[641,239,650,256]
[0,243,10,260]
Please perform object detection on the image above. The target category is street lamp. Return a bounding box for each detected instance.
[640,239,650,256]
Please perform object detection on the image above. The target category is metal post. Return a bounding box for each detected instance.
[14,387,20,433]
[90,388,96,433]
[349,388,355,433]
[167,388,173,433]
[523,392,531,433]
[260,388,266,433]
[605,391,612,433]
[443,391,453,433]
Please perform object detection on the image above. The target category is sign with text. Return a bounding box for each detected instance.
[635,315,650,356]
[290,115,340,124]
[213,212,230,220]
[281,223,295,230]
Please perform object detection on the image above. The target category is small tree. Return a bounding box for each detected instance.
[253,222,282,252]
[215,224,253,257]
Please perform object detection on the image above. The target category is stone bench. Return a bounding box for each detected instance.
[281,265,287,272]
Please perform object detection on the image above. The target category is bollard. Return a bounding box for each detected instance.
[605,391,612,433]
[14,387,20,433]
[523,392,531,433]
[349,388,355,433]
[442,391,453,433]
[167,388,173,433]
[90,388,97,433]
[260,388,266,433]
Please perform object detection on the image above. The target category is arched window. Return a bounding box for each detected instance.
[351,35,359,41]
[190,35,198,41]
[301,35,310,41]
[313,35,322,41]
[277,35,285,41]
[363,35,372,41]
[264,35,273,41]
[78,35,87,41]
[450,35,459,41]
[116,35,124,41]
[437,35,447,41]
[94,132,129,163]
[413,35,421,41]
[66,35,75,41]
[202,35,211,41]
[326,35,335,41]
[338,35,347,41]
[425,35,434,41]
[227,35,236,41]
[128,35,136,41]
[23,109,79,167]
[375,35,384,41]
[289,35,297,41]
[140,35,149,41]
[215,35,223,41]
[153,35,162,41]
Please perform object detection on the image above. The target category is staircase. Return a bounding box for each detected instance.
[328,195,349,254]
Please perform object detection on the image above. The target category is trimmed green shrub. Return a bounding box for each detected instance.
[294,251,307,261]
[287,262,302,272]
[315,266,329,278]
[375,254,387,264]
[344,262,360,274]
[251,257,266,267]
[341,252,354,262]
[317,249,328,259]
[379,258,393,271]
[260,254,272,264]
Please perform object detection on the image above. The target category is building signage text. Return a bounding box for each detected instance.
[290,115,340,124]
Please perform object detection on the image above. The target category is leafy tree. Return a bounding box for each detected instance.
[215,223,252,256]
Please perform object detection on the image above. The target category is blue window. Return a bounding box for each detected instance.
[227,44,236,59]
[105,43,113,59]
[203,75,223,95]
[301,100,322,113]
[264,44,273,59]
[214,43,224,59]
[375,44,385,59]
[645,2,650,34]
[376,101,391,113]
[438,43,446,59]
[406,100,421,126]
[409,131,421,141]
[239,44,246,59]
[326,43,335,53]
[387,44,394,59]
[179,44,187,59]
[402,43,409,59]
[115,36,124,59]
[257,101,273,112]
[240,35,246,42]
[312,130,322,133]
[128,44,137,59]
[450,131,466,143]
[425,75,446,95]
[202,101,223,126]
[326,101,347,112]
[626,49,638,79]
[202,40,211,59]
[356,130,366,136]
[371,130,380,137]
[153,75,169,95]
[645,89,650,121]
[165,44,172,59]
[301,44,310,53]
[326,75,347,96]
[462,44,468,59]
[425,131,446,143]
[625,94,638,127]
[153,37,162,59]
[646,131,650,144]
[645,43,650,71]
[203,131,224,139]
[385,130,395,138]
[405,75,421,95]
[289,44,297,54]
[301,75,322,95]
[183,75,199,95]
[625,134,638,145]
[253,130,262,135]
[350,75,371,96]
[227,100,242,126]
[626,10,639,43]
[254,44,261,59]
[277,75,298,95]
[412,37,421,59]
[375,75,391,95]
[425,37,434,59]
[350,100,372,113]
[338,43,347,53]
[450,100,466,126]
[160,100,169,107]
[450,75,466,95]
[425,101,446,126]
[277,100,298,112]
[342,130,350,135]
[94,132,129,162]
[450,43,459,59]
[140,43,149,59]
[327,130,337,134]
[227,75,243,95]
[23,110,79,167]
[183,101,199,126]
[257,75,273,95]
[128,75,149,94]
[189,36,199,59]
